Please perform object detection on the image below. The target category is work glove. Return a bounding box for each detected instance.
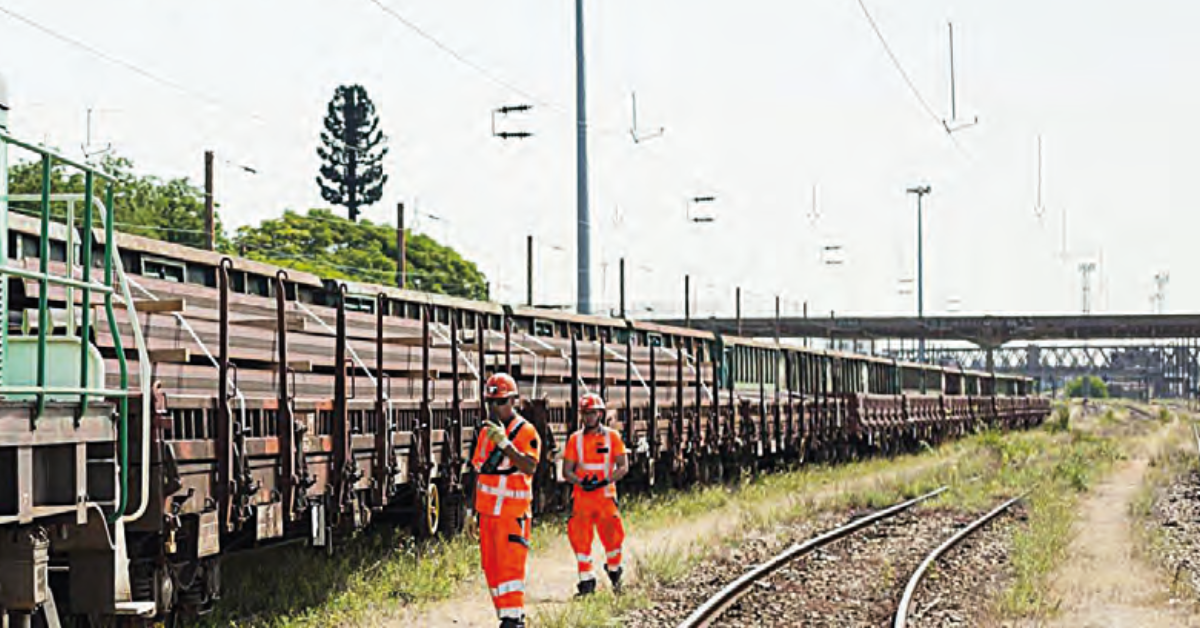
[483,421,510,449]
[581,475,609,492]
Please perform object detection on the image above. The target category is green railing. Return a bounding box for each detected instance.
[0,130,132,523]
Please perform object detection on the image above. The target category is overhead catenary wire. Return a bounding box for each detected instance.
[362,0,629,139]
[851,0,970,157]
[5,0,701,287]
[0,3,267,124]
[851,0,941,125]
[363,0,553,109]
[9,0,972,312]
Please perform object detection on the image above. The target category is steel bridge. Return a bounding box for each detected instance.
[649,313,1200,399]
[884,343,1198,399]
[656,314,1200,347]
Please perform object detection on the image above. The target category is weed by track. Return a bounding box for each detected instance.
[209,403,1153,627]
[209,440,969,626]
[1133,412,1199,601]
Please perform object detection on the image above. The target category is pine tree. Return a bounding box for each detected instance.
[316,84,388,222]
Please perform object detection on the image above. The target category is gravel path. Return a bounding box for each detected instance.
[1041,448,1200,628]
[624,506,1018,628]
[1152,470,1200,603]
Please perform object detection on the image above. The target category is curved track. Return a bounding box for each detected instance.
[676,488,1028,628]
[892,493,1026,628]
[676,486,949,628]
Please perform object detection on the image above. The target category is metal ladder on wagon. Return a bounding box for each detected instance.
[0,79,153,626]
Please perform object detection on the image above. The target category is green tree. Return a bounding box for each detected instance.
[233,209,487,299]
[1065,375,1109,399]
[7,154,229,250]
[316,84,388,222]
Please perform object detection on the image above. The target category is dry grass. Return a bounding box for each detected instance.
[213,402,1154,627]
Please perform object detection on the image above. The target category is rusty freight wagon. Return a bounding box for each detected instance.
[0,108,1048,625]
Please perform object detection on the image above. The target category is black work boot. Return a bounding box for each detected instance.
[575,578,597,597]
[499,617,525,628]
[606,565,624,593]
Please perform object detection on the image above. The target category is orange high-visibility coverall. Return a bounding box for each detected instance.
[564,426,627,582]
[472,414,541,622]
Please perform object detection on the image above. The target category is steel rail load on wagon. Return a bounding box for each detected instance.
[0,94,1049,626]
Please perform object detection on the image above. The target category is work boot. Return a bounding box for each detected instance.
[606,565,624,593]
[499,617,525,628]
[575,578,597,597]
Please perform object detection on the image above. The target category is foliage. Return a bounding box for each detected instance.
[232,209,488,299]
[1065,375,1109,399]
[7,154,229,250]
[999,428,1123,617]
[1048,404,1071,433]
[316,84,388,222]
[206,526,479,627]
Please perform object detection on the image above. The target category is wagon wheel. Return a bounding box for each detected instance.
[708,454,725,485]
[687,453,702,487]
[417,482,441,539]
[441,484,467,535]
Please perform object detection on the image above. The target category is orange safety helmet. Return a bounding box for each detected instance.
[484,373,519,400]
[580,392,606,411]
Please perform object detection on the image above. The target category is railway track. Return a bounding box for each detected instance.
[675,488,1024,628]
[892,493,1025,627]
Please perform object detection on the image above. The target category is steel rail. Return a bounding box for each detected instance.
[677,485,949,628]
[893,493,1027,628]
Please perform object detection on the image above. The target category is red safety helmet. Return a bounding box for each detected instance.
[580,392,606,411]
[484,373,519,400]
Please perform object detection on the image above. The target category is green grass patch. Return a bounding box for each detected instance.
[634,543,704,588]
[1048,403,1071,433]
[205,526,479,627]
[994,416,1142,618]
[531,588,649,628]
[211,404,1160,627]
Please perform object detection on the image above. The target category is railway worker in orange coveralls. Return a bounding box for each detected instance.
[563,392,630,596]
[472,373,541,628]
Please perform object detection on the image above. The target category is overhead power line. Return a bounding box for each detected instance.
[0,4,265,124]
[364,0,554,109]
[851,0,941,125]
[363,0,633,139]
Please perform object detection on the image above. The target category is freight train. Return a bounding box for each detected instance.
[0,102,1049,626]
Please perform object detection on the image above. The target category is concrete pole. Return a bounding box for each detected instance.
[803,301,809,348]
[204,150,215,251]
[574,0,592,314]
[906,185,931,363]
[774,295,781,345]
[526,234,534,307]
[917,193,925,363]
[396,202,406,289]
[618,257,625,318]
[684,274,690,327]
[736,287,742,336]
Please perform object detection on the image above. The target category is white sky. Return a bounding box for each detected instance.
[1,0,1196,320]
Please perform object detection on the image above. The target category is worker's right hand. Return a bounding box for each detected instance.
[483,421,507,447]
